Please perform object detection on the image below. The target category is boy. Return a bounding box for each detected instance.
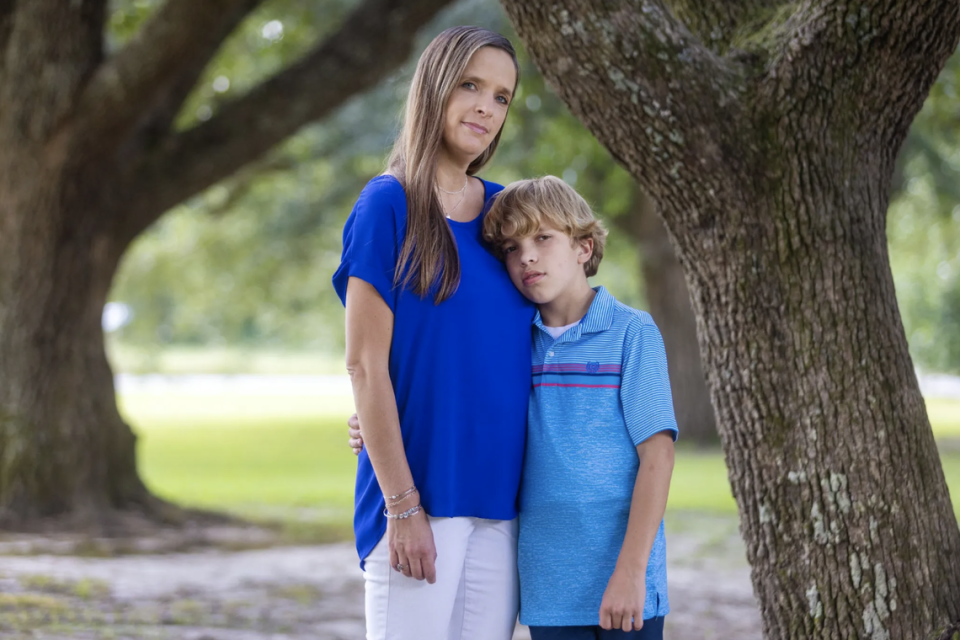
[349,176,677,638]
[483,176,677,640]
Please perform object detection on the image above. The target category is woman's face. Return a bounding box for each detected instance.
[441,46,516,165]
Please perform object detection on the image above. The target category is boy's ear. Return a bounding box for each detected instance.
[577,237,594,265]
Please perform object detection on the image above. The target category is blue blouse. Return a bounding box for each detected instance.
[332,175,533,567]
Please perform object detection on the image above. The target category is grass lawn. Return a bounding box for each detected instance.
[108,342,346,376]
[122,392,358,541]
[928,397,960,437]
[123,391,960,541]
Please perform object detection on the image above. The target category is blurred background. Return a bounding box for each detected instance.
[101,0,960,544]
[0,0,953,637]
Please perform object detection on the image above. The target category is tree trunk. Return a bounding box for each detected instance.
[501,1,960,637]
[0,0,452,526]
[691,160,960,640]
[0,159,152,526]
[618,186,718,445]
[0,0,152,527]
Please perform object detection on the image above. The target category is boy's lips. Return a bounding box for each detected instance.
[522,271,544,286]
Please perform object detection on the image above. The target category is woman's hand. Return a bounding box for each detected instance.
[599,565,646,632]
[388,509,437,583]
[347,413,364,455]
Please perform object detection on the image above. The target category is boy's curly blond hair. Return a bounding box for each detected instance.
[483,176,608,277]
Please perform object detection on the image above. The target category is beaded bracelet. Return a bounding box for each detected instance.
[384,486,417,503]
[383,504,422,520]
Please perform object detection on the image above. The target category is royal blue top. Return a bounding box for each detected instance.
[332,175,534,568]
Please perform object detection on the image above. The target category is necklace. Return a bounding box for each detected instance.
[438,176,468,219]
[437,175,468,195]
[441,189,467,219]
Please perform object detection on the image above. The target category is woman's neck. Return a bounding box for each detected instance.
[435,151,470,191]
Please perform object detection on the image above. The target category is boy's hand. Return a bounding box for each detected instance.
[599,566,646,632]
[347,413,364,455]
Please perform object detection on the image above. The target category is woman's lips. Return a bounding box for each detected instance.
[522,272,544,286]
[463,122,488,135]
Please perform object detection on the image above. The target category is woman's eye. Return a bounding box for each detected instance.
[497,95,509,105]
[462,82,476,90]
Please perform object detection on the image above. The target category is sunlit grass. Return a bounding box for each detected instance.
[122,390,960,541]
[928,397,960,437]
[669,448,737,513]
[123,391,357,540]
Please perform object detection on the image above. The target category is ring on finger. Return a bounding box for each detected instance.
[395,562,406,572]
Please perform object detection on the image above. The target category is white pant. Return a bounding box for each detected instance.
[363,516,519,640]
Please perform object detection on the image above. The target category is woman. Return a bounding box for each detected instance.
[331,26,532,640]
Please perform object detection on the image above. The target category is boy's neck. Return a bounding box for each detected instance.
[539,278,596,328]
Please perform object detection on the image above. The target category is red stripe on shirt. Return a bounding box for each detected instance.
[533,383,622,389]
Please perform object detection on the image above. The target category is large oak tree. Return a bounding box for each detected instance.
[499,1,960,638]
[0,0,453,527]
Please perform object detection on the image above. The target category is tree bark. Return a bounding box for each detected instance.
[616,186,718,445]
[0,0,452,526]
[501,1,960,637]
[0,190,147,525]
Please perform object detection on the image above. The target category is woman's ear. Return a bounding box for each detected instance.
[577,237,595,265]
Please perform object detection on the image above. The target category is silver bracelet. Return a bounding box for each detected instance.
[384,486,417,503]
[383,504,422,520]
[386,488,419,508]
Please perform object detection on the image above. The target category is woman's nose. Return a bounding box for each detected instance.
[475,94,494,116]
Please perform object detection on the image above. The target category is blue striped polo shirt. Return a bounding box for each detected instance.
[518,286,679,626]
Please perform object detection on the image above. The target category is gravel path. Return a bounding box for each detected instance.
[0,513,760,640]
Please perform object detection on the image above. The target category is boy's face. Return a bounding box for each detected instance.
[500,222,593,305]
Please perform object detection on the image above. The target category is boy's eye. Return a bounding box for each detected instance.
[502,245,516,254]
[497,95,509,105]
[537,234,551,241]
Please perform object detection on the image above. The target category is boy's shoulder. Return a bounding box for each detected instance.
[573,287,660,343]
[608,297,659,336]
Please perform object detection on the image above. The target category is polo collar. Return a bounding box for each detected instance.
[532,286,615,334]
[580,286,616,333]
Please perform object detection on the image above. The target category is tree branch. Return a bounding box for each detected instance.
[664,0,785,53]
[125,0,453,236]
[0,0,108,142]
[761,0,960,142]
[74,0,262,154]
[500,0,749,209]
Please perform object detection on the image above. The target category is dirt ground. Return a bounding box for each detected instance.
[0,513,760,640]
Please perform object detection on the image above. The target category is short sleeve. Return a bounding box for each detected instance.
[620,316,679,445]
[331,177,402,313]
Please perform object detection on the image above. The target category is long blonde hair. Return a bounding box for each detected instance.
[387,26,519,303]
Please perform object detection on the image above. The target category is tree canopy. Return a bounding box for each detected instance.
[108,1,960,377]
